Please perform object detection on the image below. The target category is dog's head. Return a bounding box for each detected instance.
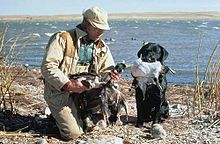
[137,42,168,64]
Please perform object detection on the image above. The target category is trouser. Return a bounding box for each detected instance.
[44,86,84,140]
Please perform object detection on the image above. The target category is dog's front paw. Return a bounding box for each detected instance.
[83,117,95,132]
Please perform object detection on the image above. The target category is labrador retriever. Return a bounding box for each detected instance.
[131,42,171,127]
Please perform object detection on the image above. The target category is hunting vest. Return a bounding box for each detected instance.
[58,29,112,76]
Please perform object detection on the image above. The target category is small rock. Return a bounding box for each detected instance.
[75,139,86,144]
[29,130,35,134]
[36,139,48,144]
[86,135,123,144]
[24,64,29,68]
[151,124,166,139]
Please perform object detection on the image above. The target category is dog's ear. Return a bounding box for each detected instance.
[158,45,169,63]
[137,47,143,58]
[137,42,154,58]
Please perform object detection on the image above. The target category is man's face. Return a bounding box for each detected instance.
[86,24,104,42]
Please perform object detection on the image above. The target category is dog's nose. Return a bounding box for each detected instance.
[150,57,156,62]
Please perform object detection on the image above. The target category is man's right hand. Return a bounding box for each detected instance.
[63,77,89,94]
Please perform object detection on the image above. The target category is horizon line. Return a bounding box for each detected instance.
[0,11,220,17]
[1,11,220,21]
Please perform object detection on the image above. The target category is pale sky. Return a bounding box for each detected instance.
[1,0,220,16]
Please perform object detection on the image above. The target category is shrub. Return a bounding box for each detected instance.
[0,26,35,113]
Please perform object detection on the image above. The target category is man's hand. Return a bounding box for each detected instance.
[110,63,126,80]
[64,77,89,93]
[110,70,120,80]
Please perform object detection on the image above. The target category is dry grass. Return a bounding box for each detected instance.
[193,41,220,117]
[0,26,35,113]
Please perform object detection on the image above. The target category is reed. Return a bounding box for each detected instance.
[0,26,35,113]
[193,41,220,117]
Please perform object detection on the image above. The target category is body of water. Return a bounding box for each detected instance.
[0,19,220,84]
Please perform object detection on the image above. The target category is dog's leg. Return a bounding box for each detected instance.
[160,75,169,119]
[116,90,129,124]
[116,96,129,125]
[135,86,145,127]
[150,85,162,124]
[100,88,110,125]
[161,100,169,119]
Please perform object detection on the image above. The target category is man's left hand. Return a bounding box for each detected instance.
[110,70,120,80]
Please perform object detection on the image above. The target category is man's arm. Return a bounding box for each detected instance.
[41,33,70,91]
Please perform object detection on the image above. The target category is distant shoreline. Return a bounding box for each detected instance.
[0,12,220,21]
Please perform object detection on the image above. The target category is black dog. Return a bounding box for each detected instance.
[132,42,171,127]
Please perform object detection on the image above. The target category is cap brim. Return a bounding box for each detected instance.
[90,21,110,30]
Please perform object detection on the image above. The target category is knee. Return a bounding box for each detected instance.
[55,107,84,140]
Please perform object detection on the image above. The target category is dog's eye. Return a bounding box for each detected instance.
[153,48,161,53]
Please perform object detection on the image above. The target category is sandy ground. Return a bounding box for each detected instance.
[0,12,220,21]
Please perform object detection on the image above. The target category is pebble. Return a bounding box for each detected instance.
[36,139,48,144]
[29,130,35,134]
[86,135,123,144]
[151,124,167,139]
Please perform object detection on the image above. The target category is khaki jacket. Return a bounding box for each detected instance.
[41,27,115,101]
